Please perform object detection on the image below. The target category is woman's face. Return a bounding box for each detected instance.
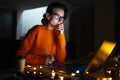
[47,8,65,27]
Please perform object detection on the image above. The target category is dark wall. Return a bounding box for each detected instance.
[0,7,16,40]
[0,40,19,70]
[115,0,120,56]
[0,7,17,70]
[69,7,95,57]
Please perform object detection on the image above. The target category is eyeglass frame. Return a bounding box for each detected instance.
[51,13,65,21]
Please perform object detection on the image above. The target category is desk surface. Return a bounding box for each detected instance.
[0,64,95,80]
[23,64,95,80]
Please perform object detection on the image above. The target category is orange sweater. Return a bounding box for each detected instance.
[16,25,66,65]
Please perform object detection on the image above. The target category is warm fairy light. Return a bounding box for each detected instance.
[40,72,42,75]
[71,73,76,77]
[27,71,30,74]
[97,77,112,80]
[40,66,42,69]
[85,71,89,74]
[59,76,64,80]
[108,78,112,80]
[33,67,36,70]
[33,71,36,74]
[76,70,80,73]
[27,65,31,67]
[106,70,111,75]
[115,64,118,67]
[51,70,56,79]
[51,70,55,77]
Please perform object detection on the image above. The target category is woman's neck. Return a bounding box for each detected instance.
[46,24,55,30]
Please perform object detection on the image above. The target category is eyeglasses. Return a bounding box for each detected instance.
[52,14,64,21]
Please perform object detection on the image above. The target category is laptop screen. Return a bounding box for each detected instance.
[84,40,116,74]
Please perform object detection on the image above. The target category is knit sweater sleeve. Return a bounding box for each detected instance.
[54,31,66,63]
[16,26,38,57]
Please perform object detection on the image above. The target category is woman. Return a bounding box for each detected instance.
[16,2,68,65]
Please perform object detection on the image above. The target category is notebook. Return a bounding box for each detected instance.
[84,40,116,74]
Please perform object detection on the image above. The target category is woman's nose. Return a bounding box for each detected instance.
[58,21,63,24]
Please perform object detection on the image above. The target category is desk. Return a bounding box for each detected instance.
[85,67,120,80]
[0,64,95,80]
[22,64,95,80]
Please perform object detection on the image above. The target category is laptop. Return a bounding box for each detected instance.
[84,40,116,75]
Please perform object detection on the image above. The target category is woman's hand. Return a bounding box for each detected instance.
[45,55,55,65]
[55,24,64,34]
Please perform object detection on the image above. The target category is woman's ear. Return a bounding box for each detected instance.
[46,13,51,20]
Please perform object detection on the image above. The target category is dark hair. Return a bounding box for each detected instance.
[41,2,68,25]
